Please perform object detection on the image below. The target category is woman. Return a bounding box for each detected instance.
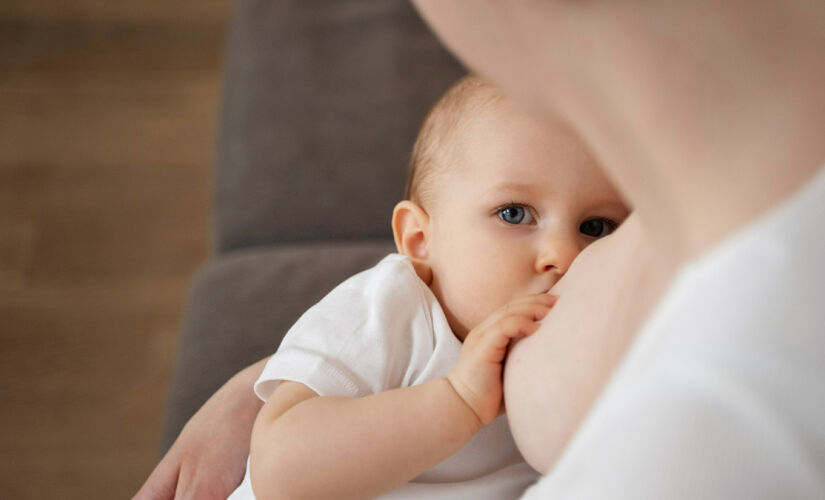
[411,1,825,497]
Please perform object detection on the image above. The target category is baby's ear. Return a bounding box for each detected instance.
[392,200,432,282]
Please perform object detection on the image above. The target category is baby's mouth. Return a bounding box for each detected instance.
[529,280,556,296]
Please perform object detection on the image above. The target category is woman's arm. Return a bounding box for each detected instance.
[134,357,268,500]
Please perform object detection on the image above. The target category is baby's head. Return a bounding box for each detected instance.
[393,75,629,339]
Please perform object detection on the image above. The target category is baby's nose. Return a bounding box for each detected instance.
[535,232,581,275]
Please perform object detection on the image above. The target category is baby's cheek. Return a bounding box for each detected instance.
[460,282,498,319]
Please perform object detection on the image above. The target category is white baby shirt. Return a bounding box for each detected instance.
[523,165,825,499]
[230,253,538,500]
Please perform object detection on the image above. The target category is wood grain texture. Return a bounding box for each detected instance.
[0,1,229,497]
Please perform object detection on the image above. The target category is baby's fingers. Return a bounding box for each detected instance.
[469,314,543,360]
[492,314,544,341]
[487,299,554,326]
[461,294,556,361]
[504,293,557,309]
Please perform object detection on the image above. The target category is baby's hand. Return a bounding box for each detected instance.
[447,293,556,426]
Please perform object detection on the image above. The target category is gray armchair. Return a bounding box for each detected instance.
[161,0,463,450]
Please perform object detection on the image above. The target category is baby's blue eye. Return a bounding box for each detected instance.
[580,218,615,238]
[498,206,533,225]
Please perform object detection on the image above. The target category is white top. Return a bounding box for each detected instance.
[230,253,539,500]
[523,165,825,499]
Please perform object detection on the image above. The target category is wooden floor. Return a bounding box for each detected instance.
[0,1,231,497]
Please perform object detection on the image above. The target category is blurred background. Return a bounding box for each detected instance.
[0,0,231,497]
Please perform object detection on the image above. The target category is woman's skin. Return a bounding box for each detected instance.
[412,0,825,472]
[504,215,675,472]
[412,0,825,256]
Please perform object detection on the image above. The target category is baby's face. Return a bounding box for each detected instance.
[425,100,628,339]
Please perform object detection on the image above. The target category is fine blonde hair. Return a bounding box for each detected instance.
[404,75,504,207]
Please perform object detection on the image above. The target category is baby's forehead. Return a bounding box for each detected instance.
[410,74,593,206]
[440,105,599,185]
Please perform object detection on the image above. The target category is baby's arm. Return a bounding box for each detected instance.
[250,378,480,500]
[249,293,553,500]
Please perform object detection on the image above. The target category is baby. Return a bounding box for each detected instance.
[229,75,629,499]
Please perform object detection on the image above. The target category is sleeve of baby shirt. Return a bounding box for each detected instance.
[254,255,437,401]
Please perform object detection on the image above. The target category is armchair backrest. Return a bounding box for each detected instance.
[214,0,464,253]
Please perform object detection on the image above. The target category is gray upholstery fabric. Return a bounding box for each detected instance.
[216,0,464,253]
[162,241,394,449]
[161,0,463,452]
